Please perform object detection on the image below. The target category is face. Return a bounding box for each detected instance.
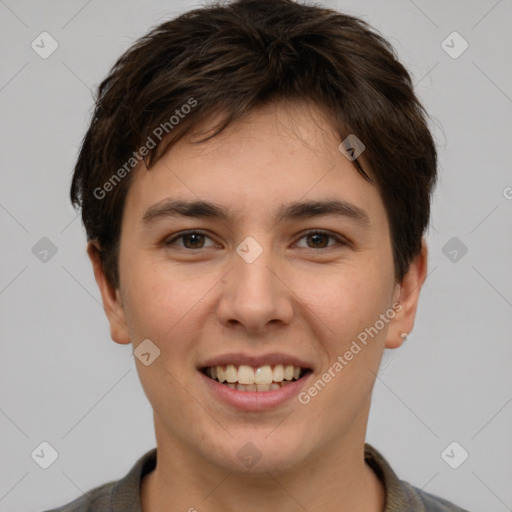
[89,101,426,475]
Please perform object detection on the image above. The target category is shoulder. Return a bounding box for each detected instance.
[41,481,115,512]
[400,480,471,512]
[40,448,157,512]
[364,443,470,512]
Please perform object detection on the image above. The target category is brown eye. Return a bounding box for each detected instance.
[306,232,330,248]
[296,230,344,249]
[165,231,215,249]
[181,233,205,249]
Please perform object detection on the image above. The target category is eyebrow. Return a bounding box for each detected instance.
[141,198,370,226]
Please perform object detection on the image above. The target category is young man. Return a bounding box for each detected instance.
[46,0,469,510]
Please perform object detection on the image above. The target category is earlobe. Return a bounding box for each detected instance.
[86,240,131,345]
[385,239,428,349]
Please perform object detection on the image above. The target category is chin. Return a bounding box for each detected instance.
[203,430,311,475]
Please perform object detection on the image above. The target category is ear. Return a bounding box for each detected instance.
[86,240,131,345]
[385,238,428,349]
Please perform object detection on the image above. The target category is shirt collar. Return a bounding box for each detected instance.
[112,447,157,512]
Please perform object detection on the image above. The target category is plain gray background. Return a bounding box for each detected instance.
[1,0,511,510]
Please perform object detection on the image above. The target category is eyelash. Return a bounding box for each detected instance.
[164,230,347,250]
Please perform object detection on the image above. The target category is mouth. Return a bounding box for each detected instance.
[200,364,312,392]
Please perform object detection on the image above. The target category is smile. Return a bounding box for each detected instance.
[201,364,310,392]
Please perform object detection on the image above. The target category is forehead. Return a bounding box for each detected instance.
[122,101,387,232]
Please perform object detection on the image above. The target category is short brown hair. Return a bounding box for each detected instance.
[70,0,437,290]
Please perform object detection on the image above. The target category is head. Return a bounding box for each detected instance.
[73,0,436,473]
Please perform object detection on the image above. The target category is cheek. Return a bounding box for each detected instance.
[313,278,394,392]
[299,273,394,419]
[121,260,214,347]
[297,263,391,338]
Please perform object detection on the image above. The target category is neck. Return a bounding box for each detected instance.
[141,422,385,512]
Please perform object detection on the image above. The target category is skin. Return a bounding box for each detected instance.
[88,100,427,512]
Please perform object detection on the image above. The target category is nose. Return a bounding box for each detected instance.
[216,239,294,334]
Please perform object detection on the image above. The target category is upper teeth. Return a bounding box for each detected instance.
[208,364,302,384]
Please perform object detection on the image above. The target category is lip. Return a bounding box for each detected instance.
[199,369,313,411]
[198,352,314,370]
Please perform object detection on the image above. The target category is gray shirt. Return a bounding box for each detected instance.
[43,443,470,511]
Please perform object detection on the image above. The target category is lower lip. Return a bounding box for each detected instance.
[199,371,312,411]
